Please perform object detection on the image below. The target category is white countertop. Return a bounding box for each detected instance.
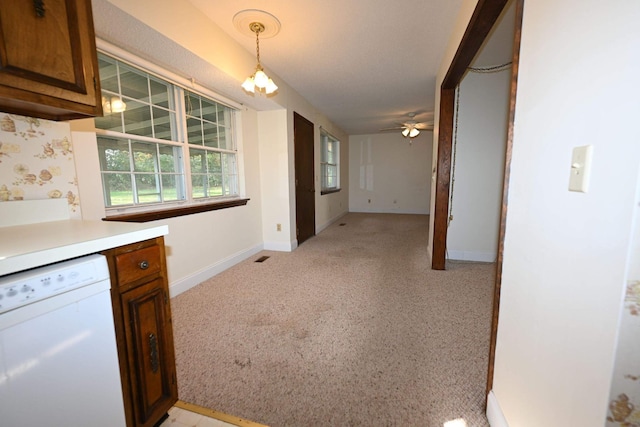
[0,220,168,277]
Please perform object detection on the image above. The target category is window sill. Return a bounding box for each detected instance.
[320,188,341,196]
[102,198,250,223]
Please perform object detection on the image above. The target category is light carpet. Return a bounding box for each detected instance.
[171,213,494,427]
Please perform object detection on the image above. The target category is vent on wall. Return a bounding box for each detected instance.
[255,256,270,263]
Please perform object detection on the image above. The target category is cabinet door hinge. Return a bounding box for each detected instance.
[164,291,168,304]
[93,76,97,90]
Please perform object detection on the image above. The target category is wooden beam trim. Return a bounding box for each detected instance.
[442,0,511,89]
[432,88,455,270]
[486,0,525,396]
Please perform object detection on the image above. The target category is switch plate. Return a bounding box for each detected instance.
[569,145,593,193]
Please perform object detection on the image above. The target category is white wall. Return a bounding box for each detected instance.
[348,132,432,214]
[258,109,294,251]
[446,68,510,262]
[490,0,640,426]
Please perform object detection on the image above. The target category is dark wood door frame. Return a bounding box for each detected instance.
[293,111,316,245]
[486,0,524,396]
[429,0,525,396]
[432,0,512,270]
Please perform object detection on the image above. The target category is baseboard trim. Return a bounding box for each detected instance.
[168,243,263,297]
[263,240,297,251]
[349,208,429,215]
[316,211,348,234]
[487,390,509,427]
[447,249,496,263]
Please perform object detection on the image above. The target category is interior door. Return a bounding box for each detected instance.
[294,112,316,245]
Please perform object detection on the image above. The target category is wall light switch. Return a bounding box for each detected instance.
[568,145,593,193]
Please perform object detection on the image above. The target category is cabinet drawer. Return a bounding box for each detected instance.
[115,245,161,286]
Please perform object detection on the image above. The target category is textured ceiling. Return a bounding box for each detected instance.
[186,0,464,135]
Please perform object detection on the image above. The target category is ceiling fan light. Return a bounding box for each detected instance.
[265,78,278,94]
[401,128,410,137]
[242,76,256,93]
[409,128,420,138]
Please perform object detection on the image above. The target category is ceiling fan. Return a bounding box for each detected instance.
[379,112,434,139]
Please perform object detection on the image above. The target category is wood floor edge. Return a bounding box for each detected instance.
[174,400,270,427]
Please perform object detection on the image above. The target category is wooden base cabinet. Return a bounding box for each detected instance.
[103,237,178,427]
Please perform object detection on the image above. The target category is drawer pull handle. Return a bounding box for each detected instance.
[149,333,159,373]
[139,260,149,270]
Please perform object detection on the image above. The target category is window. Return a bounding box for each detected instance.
[320,130,340,193]
[95,52,238,212]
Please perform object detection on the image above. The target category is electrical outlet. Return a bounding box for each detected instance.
[276,223,281,231]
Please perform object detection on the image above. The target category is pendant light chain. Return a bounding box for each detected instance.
[255,27,261,66]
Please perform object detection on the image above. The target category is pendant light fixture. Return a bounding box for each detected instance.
[102,96,126,114]
[241,22,278,94]
[234,10,281,95]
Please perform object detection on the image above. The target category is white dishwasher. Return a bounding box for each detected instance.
[0,254,126,427]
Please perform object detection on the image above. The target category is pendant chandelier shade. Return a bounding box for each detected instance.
[102,96,126,114]
[240,19,278,95]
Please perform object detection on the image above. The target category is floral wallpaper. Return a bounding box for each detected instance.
[606,192,640,426]
[0,113,81,219]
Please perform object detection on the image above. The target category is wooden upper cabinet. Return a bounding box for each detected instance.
[0,0,103,120]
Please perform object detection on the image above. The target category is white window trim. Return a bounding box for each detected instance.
[320,128,340,193]
[97,39,242,111]
[96,39,247,216]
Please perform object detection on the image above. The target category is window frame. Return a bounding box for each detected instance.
[320,129,340,195]
[95,40,246,220]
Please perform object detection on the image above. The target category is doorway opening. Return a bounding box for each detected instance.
[429,0,525,396]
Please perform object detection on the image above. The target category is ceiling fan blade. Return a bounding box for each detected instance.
[379,127,405,132]
[415,123,434,130]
